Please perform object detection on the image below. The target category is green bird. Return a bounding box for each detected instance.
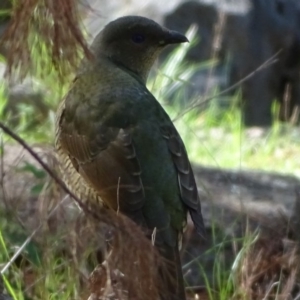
[56,16,204,300]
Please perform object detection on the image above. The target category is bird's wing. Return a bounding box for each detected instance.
[160,123,205,238]
[57,102,145,218]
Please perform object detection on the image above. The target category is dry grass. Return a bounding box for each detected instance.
[1,0,91,81]
[84,213,164,300]
[232,234,300,300]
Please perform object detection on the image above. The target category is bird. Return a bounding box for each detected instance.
[55,15,204,300]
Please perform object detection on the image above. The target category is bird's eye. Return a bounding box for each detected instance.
[131,34,145,44]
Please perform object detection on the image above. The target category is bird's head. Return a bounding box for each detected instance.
[91,16,188,83]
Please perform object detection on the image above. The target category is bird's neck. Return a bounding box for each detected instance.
[80,53,149,86]
[77,54,150,92]
[108,56,148,85]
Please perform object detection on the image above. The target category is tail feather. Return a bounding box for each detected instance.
[158,243,186,300]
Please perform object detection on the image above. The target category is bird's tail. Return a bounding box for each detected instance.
[158,242,186,300]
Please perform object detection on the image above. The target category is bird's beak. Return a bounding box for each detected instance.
[160,30,189,46]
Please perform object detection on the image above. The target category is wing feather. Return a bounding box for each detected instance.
[57,106,145,215]
[160,124,205,237]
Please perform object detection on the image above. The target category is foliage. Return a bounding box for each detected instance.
[2,0,90,81]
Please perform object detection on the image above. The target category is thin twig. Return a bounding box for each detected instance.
[0,135,8,209]
[173,50,282,122]
[203,10,226,100]
[0,122,82,206]
[116,177,120,215]
[0,122,102,274]
[0,197,68,274]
